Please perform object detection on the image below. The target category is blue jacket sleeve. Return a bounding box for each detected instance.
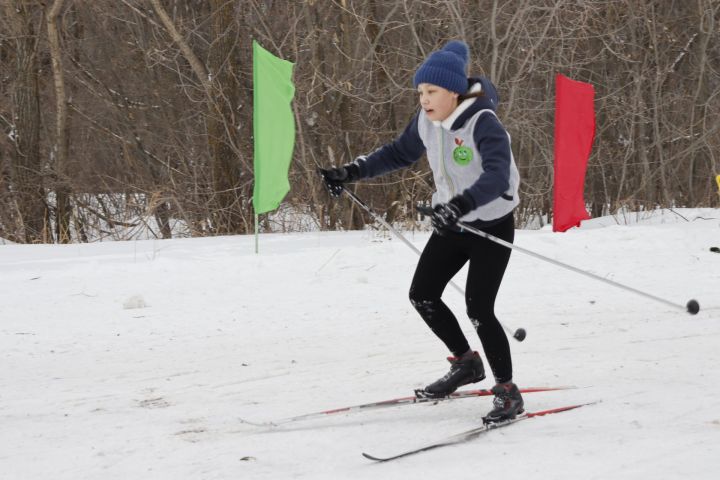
[463,112,512,208]
[353,112,426,178]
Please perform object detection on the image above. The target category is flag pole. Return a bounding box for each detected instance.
[255,213,259,254]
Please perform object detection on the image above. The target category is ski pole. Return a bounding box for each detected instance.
[415,205,700,315]
[341,187,528,342]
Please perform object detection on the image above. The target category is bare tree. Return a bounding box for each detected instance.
[1,0,719,242]
[2,1,48,243]
[46,0,71,242]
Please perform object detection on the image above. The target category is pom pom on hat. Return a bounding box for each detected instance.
[413,40,470,94]
[442,40,469,65]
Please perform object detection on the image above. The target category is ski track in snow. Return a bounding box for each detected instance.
[1,209,719,479]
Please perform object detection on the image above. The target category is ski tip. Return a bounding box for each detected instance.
[362,452,387,462]
[526,400,599,418]
[238,417,280,428]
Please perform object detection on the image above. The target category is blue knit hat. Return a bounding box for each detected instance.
[413,40,469,94]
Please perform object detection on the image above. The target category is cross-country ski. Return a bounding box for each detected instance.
[362,402,596,462]
[239,386,572,426]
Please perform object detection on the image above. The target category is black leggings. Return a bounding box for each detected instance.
[409,214,515,384]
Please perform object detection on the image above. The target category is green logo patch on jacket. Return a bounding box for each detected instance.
[453,145,473,165]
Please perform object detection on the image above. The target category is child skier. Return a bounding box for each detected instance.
[320,40,522,423]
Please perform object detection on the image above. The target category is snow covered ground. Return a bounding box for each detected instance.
[1,209,719,479]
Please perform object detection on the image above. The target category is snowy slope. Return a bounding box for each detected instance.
[1,211,719,479]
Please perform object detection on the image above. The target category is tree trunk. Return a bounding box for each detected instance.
[4,2,47,243]
[208,0,245,234]
[47,0,72,243]
[151,0,245,234]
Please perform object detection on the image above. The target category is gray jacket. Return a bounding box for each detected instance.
[354,77,520,225]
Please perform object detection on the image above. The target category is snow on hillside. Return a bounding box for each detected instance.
[1,210,719,479]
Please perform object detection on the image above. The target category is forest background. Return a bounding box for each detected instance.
[1,0,719,243]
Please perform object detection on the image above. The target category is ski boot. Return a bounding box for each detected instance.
[483,382,524,424]
[415,351,485,399]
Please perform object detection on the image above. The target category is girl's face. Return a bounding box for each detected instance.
[417,83,459,122]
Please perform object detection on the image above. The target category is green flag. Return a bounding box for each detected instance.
[252,40,296,215]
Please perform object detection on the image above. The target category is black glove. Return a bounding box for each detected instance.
[319,163,360,198]
[431,195,473,230]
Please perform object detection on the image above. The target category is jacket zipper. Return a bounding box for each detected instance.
[438,127,456,199]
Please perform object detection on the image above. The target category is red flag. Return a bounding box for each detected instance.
[553,74,595,232]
